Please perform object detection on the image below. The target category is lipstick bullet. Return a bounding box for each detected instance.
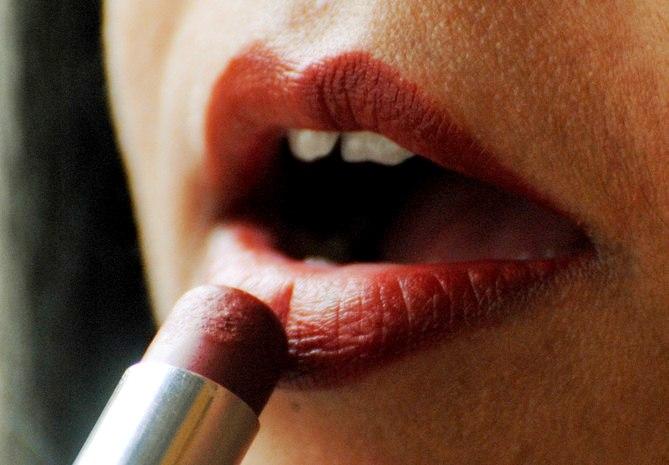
[72,285,287,465]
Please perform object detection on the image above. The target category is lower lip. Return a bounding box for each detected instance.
[202,222,585,386]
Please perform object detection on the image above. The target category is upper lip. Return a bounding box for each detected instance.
[205,45,541,208]
[202,44,592,386]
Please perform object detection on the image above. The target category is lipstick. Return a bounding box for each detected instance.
[72,285,287,465]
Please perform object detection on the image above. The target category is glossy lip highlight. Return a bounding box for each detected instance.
[203,45,592,386]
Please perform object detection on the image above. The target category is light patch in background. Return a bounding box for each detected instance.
[0,1,51,463]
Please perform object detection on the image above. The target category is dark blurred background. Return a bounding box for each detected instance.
[0,1,154,464]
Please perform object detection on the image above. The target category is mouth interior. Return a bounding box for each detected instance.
[231,138,590,264]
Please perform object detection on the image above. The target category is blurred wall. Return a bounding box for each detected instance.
[0,1,154,463]
[0,1,49,463]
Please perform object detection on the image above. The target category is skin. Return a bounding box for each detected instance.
[103,1,669,464]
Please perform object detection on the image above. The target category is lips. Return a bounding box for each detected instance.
[203,45,592,385]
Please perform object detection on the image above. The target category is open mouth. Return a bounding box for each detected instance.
[202,46,594,385]
[235,129,588,265]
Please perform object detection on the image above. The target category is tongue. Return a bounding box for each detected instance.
[382,176,588,263]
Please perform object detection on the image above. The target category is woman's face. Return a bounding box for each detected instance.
[104,1,668,463]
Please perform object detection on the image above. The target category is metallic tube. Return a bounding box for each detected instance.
[72,362,259,465]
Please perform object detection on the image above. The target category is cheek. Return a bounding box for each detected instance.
[104,0,270,311]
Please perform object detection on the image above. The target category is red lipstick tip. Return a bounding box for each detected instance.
[143,285,288,415]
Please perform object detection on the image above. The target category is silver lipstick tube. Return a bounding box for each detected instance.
[72,362,259,465]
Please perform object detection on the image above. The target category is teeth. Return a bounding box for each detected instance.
[287,129,339,162]
[304,256,336,267]
[287,129,415,166]
[340,131,413,166]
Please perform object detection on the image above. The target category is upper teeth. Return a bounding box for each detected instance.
[287,129,414,166]
[287,129,339,162]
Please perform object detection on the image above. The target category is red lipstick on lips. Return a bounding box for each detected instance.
[204,45,591,385]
